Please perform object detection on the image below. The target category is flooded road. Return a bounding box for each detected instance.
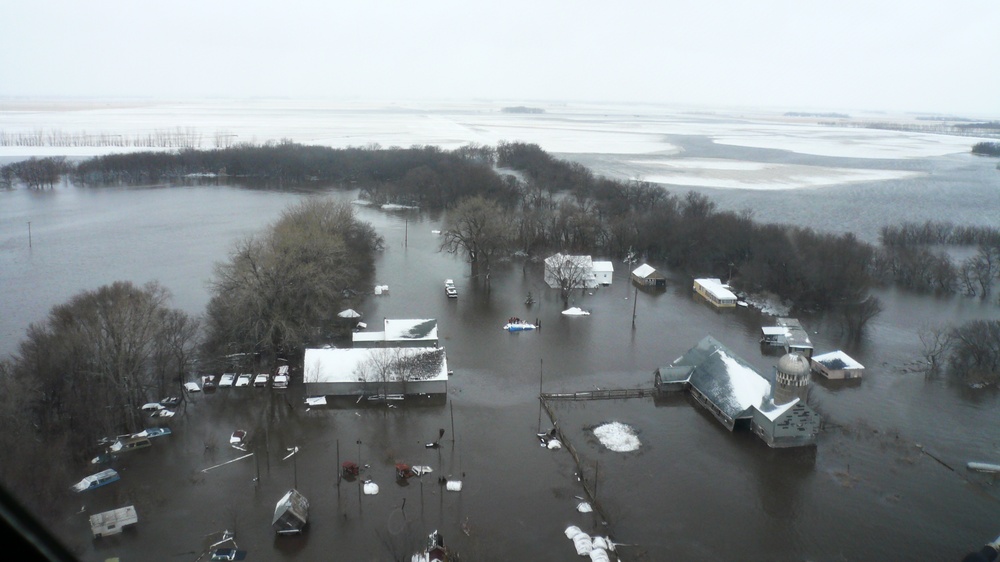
[0,186,989,560]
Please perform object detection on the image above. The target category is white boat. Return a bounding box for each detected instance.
[967,461,1000,473]
[503,322,537,332]
[72,468,120,492]
[561,307,590,316]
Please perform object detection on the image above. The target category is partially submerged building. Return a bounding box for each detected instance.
[303,346,449,397]
[544,253,598,289]
[654,336,821,448]
[692,278,738,308]
[353,318,438,348]
[631,263,667,288]
[760,318,814,358]
[592,261,614,286]
[272,489,309,535]
[811,350,864,379]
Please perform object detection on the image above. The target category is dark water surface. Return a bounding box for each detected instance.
[2,173,1000,560]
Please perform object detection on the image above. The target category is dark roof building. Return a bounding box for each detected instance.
[654,336,821,448]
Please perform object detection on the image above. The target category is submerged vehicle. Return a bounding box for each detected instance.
[72,469,120,492]
[445,279,457,298]
[89,505,137,537]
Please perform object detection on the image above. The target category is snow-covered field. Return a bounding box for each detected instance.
[0,98,989,189]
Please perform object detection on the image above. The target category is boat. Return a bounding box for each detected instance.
[561,307,590,316]
[967,462,1000,473]
[72,468,120,492]
[503,317,538,331]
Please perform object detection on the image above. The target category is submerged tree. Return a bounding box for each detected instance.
[204,198,383,363]
[439,196,512,280]
[5,281,198,454]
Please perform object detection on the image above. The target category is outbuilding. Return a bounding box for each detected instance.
[811,350,864,379]
[592,261,614,286]
[631,263,666,288]
[272,489,309,534]
[692,278,737,307]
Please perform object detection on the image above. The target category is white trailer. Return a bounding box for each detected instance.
[90,505,138,538]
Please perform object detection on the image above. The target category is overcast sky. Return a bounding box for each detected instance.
[2,1,998,116]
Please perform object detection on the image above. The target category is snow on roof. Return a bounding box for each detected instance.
[757,397,801,421]
[545,253,593,269]
[384,319,437,341]
[352,319,438,344]
[812,350,864,370]
[672,337,771,420]
[592,260,614,273]
[631,263,657,278]
[304,347,448,384]
[761,326,788,336]
[694,278,737,301]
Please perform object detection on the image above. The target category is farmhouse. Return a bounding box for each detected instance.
[631,263,666,288]
[303,346,449,397]
[810,350,864,379]
[692,278,738,307]
[544,253,598,289]
[592,261,614,285]
[353,318,438,348]
[654,336,821,448]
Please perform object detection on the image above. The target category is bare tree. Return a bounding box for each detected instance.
[440,196,511,280]
[839,295,883,342]
[918,323,953,373]
[544,253,595,306]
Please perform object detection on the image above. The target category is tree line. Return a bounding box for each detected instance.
[972,142,1000,157]
[875,221,1000,297]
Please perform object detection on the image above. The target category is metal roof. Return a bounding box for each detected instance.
[670,336,771,421]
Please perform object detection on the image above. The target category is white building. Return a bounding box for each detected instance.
[811,350,864,379]
[543,253,601,289]
[693,278,738,307]
[303,347,449,396]
[592,261,614,285]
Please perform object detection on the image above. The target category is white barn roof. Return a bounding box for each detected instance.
[304,347,448,384]
[592,261,614,273]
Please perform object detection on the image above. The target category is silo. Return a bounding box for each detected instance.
[774,352,811,405]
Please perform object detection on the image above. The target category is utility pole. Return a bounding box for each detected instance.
[27,222,32,248]
[631,285,638,329]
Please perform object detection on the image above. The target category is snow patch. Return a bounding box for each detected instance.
[593,422,641,452]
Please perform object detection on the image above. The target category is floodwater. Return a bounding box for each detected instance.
[1,171,1000,560]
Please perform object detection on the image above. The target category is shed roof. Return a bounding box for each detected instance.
[632,263,659,279]
[593,261,614,273]
[671,336,771,420]
[812,350,864,370]
[352,319,438,344]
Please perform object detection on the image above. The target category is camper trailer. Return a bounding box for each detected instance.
[90,505,138,538]
[272,489,309,535]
